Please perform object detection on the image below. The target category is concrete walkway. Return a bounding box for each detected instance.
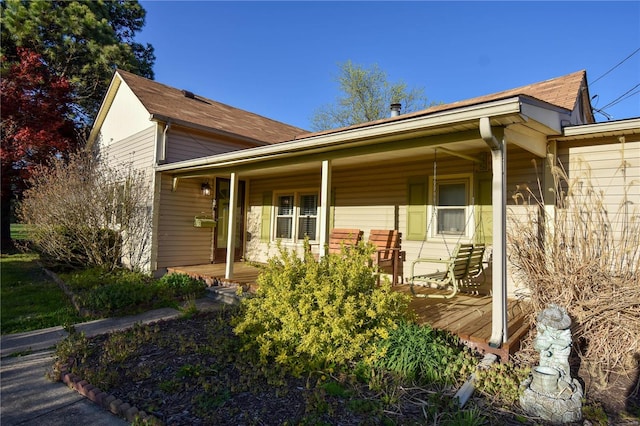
[0,298,222,425]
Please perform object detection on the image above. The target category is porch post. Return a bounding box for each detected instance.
[480,117,508,347]
[225,172,238,279]
[319,160,332,258]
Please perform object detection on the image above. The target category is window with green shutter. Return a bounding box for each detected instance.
[264,190,319,242]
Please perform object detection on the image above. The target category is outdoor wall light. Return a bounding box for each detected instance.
[201,182,211,196]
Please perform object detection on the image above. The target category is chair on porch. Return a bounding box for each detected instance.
[409,243,485,299]
[328,228,364,254]
[368,229,405,285]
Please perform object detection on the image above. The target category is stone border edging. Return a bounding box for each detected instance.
[40,265,93,317]
[58,358,163,425]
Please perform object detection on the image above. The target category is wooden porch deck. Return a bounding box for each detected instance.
[167,262,532,361]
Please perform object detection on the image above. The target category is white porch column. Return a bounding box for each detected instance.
[225,172,238,279]
[480,117,508,347]
[319,160,332,258]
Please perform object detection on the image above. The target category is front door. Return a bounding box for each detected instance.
[213,178,245,262]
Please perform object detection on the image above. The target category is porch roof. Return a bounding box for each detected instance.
[157,95,562,178]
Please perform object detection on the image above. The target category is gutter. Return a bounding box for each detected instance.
[560,117,640,138]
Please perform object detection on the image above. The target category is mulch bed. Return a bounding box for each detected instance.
[55,306,640,425]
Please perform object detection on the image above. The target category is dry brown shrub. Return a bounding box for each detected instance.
[19,150,153,271]
[508,146,639,391]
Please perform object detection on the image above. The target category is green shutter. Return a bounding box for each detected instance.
[406,177,427,240]
[261,191,272,242]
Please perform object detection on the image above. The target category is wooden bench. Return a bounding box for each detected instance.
[368,230,405,285]
[410,243,485,299]
[328,228,363,254]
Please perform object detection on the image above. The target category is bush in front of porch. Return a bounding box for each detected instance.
[233,240,412,377]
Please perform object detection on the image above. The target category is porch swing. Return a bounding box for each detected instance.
[409,149,486,299]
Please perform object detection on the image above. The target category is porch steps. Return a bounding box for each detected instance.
[206,286,241,305]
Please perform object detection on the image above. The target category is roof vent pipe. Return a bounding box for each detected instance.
[390,103,402,117]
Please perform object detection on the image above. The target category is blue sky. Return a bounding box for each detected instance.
[138,1,640,130]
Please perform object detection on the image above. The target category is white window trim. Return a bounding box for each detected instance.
[427,173,474,241]
[272,189,319,243]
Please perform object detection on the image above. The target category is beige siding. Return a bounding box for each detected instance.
[558,138,640,243]
[165,129,250,163]
[98,126,157,171]
[96,126,157,272]
[98,80,151,148]
[156,175,216,269]
[241,148,542,295]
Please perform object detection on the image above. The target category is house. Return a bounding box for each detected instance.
[88,69,639,347]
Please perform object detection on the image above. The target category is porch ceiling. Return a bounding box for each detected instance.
[171,133,489,179]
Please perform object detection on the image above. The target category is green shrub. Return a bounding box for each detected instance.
[61,267,152,292]
[233,241,410,375]
[157,273,206,299]
[61,267,173,316]
[474,361,530,406]
[82,281,157,316]
[373,321,477,385]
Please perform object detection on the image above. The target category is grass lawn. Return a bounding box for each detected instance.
[1,252,82,335]
[10,223,33,241]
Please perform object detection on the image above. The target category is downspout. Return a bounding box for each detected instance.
[479,117,508,347]
[159,121,170,164]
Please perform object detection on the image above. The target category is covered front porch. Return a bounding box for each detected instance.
[168,262,531,361]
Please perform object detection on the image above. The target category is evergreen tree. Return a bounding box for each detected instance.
[1,0,155,126]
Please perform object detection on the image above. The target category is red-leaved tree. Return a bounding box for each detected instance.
[1,48,79,250]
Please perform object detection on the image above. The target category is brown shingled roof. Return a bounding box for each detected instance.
[423,69,588,114]
[116,69,308,144]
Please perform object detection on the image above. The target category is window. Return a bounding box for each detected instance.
[275,195,294,238]
[436,181,467,235]
[298,194,318,240]
[273,192,318,241]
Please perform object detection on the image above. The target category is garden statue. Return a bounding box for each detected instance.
[520,304,583,424]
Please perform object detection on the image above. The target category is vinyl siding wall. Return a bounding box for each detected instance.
[98,126,157,171]
[165,129,254,163]
[155,174,215,269]
[557,138,640,247]
[96,126,157,271]
[156,130,266,271]
[241,148,541,294]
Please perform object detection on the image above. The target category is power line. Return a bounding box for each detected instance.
[600,83,640,111]
[591,47,640,85]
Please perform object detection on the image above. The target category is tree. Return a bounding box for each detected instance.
[1,48,79,251]
[311,61,434,131]
[1,0,155,247]
[1,0,155,125]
